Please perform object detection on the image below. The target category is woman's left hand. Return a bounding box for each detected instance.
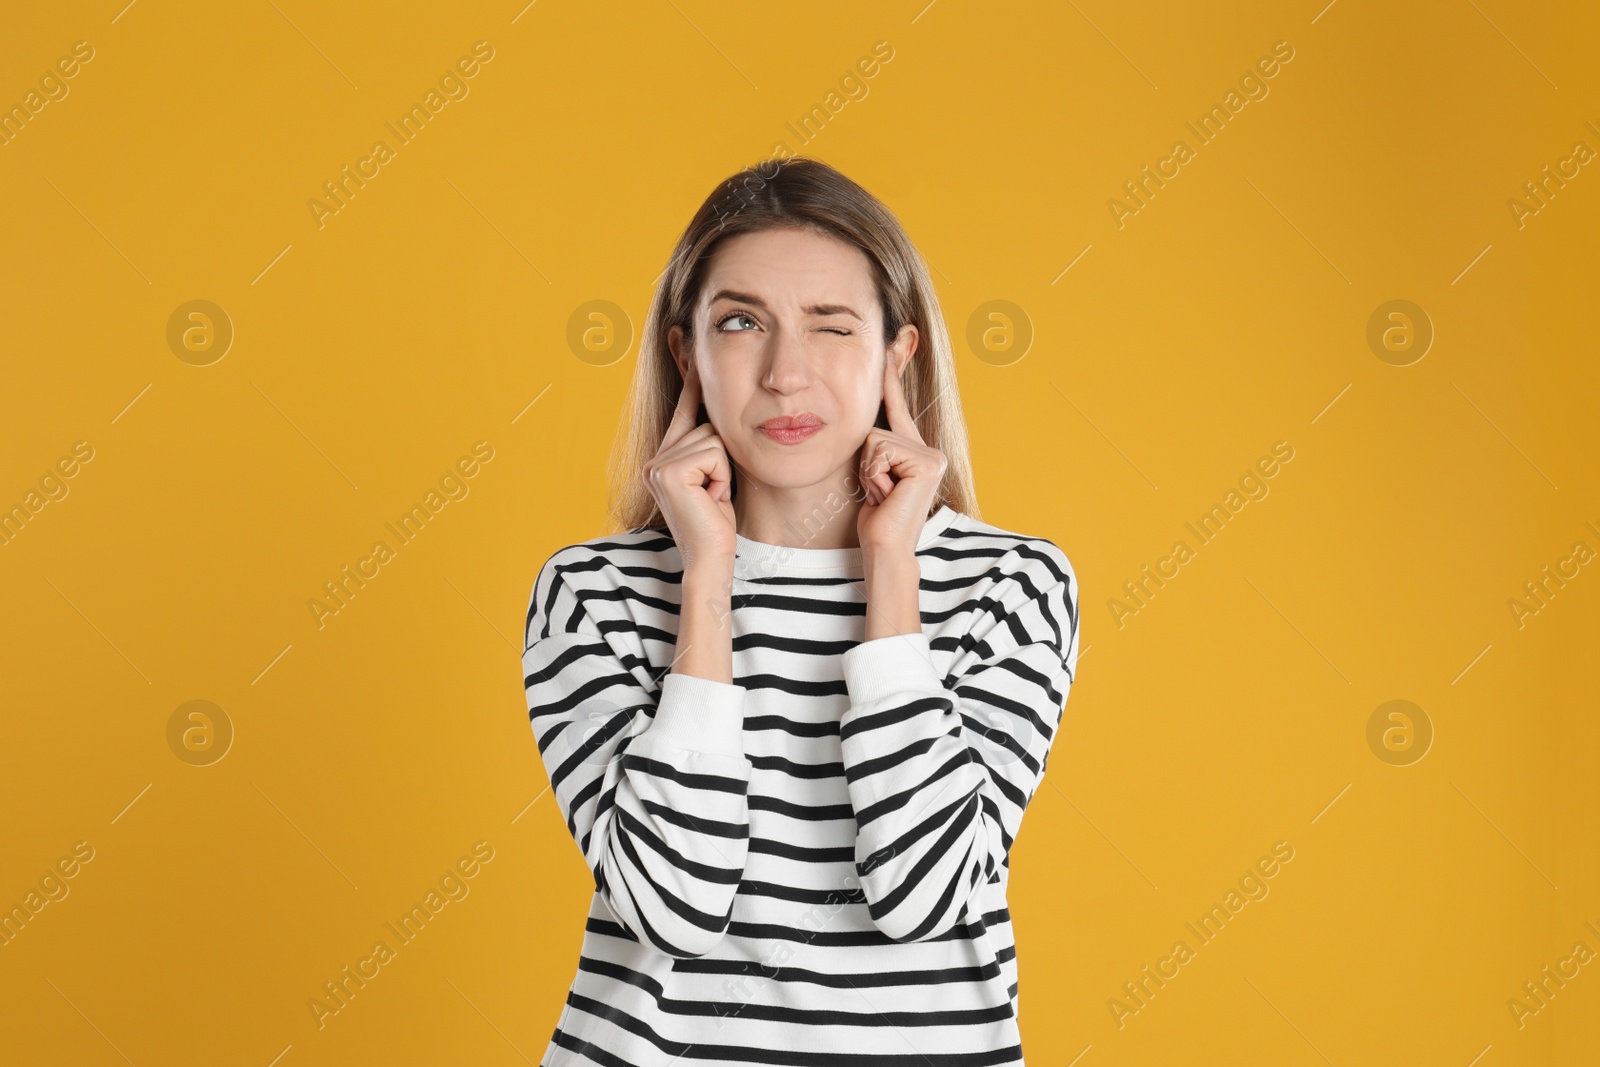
[856,353,947,559]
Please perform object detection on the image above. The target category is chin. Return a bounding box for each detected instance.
[738,451,839,490]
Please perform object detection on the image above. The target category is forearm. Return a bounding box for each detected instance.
[837,633,993,941]
[524,551,752,960]
[595,670,752,958]
[675,558,735,683]
[862,550,922,640]
[841,546,1077,943]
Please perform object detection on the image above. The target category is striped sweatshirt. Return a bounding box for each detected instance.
[522,503,1080,1065]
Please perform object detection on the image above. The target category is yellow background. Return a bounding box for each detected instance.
[3,1,1596,1064]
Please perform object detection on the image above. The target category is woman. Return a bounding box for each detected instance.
[523,156,1079,1064]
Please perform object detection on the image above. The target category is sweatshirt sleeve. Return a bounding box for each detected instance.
[522,545,753,959]
[838,539,1078,944]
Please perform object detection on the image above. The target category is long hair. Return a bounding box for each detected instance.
[604,156,980,533]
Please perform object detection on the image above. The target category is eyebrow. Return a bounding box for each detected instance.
[707,289,863,321]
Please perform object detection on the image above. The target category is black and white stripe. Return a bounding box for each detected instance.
[523,505,1079,1065]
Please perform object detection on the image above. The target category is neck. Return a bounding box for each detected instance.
[733,461,868,549]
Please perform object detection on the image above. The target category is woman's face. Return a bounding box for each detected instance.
[668,226,918,499]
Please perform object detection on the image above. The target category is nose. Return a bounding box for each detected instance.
[761,324,814,395]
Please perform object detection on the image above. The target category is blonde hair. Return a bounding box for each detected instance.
[605,156,980,533]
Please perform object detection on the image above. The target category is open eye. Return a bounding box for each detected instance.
[715,311,758,332]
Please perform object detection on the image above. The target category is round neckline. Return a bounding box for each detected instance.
[733,504,957,579]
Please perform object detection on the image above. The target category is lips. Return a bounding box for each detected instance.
[758,413,822,430]
[757,413,822,445]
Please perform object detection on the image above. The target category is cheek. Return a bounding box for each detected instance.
[698,362,743,418]
[830,362,882,420]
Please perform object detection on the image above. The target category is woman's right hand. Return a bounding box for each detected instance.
[642,362,738,571]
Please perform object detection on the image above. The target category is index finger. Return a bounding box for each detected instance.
[883,352,923,444]
[661,362,702,450]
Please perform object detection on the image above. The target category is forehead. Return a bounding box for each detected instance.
[699,227,878,316]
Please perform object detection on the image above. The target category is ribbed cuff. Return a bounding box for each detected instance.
[644,671,748,757]
[841,631,944,704]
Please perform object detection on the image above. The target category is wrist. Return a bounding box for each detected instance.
[862,548,919,583]
[862,552,922,640]
[672,566,732,684]
[683,555,735,590]
[680,561,735,648]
